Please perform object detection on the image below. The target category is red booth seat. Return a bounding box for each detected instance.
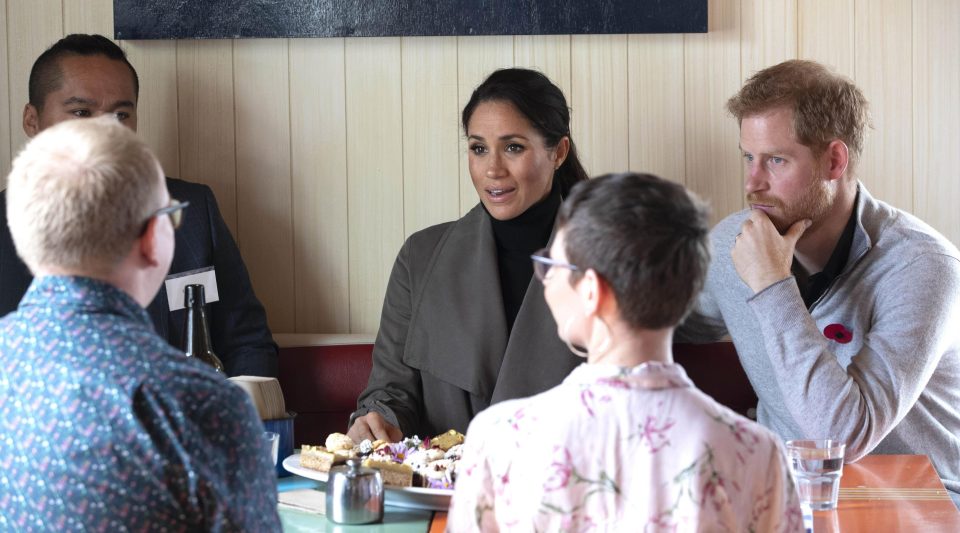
[277,335,375,447]
[277,334,757,447]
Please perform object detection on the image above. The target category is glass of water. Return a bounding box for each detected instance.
[264,431,280,466]
[785,439,846,511]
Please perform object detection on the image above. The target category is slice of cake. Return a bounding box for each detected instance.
[362,458,414,487]
[420,459,456,489]
[432,429,465,451]
[300,445,346,473]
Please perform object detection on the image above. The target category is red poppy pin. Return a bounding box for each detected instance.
[823,323,853,344]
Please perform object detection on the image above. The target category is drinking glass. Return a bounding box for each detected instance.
[264,431,280,466]
[785,439,846,511]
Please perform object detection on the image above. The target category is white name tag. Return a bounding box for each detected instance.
[164,267,220,311]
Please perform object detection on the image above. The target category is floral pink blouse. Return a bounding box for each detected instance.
[448,361,803,532]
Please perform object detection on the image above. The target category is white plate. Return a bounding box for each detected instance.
[282,453,452,511]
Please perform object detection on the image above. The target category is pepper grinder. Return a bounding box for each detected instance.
[326,458,384,524]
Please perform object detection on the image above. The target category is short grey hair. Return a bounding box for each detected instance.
[6,117,163,274]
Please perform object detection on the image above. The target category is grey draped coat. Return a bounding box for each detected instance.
[351,204,581,437]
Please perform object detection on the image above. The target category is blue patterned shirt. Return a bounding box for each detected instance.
[0,276,280,531]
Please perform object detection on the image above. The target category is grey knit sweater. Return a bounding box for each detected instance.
[678,184,960,500]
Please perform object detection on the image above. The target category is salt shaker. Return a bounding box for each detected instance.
[326,458,384,524]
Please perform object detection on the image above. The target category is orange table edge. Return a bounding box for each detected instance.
[812,454,959,532]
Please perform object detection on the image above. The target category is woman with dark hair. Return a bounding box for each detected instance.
[347,69,588,442]
[448,173,803,531]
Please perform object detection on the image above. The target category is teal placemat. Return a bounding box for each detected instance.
[279,501,433,532]
[277,475,433,532]
[278,475,323,492]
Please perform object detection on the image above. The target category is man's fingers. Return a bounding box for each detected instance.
[386,425,403,442]
[748,208,772,225]
[784,218,812,245]
[367,413,402,442]
[347,419,374,443]
[346,412,404,443]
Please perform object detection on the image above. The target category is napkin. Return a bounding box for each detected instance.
[278,489,326,515]
[228,376,287,420]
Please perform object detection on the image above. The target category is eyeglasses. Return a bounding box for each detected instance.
[531,247,579,282]
[143,198,189,234]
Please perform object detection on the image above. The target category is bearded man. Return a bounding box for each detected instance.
[678,59,960,508]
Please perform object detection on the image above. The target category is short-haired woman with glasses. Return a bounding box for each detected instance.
[348,68,589,442]
[448,173,803,532]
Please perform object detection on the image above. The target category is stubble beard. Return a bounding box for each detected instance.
[747,168,835,234]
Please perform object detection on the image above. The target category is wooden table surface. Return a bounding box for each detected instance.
[431,455,958,532]
[812,454,959,532]
[428,512,446,533]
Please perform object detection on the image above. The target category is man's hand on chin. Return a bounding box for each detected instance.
[732,209,812,294]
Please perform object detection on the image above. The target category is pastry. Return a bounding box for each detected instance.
[314,429,464,489]
[362,458,414,487]
[431,429,465,451]
[325,432,355,452]
[300,445,345,473]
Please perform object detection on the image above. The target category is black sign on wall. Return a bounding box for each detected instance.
[114,1,707,40]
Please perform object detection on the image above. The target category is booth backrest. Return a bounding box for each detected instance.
[278,341,374,447]
[674,342,758,419]
[278,339,757,447]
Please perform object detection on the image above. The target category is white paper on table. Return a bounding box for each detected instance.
[164,266,219,311]
[278,489,326,515]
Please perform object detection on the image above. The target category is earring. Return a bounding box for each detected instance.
[588,317,613,361]
[561,316,588,357]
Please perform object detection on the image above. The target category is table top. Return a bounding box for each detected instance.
[278,454,958,532]
[813,454,959,532]
[277,475,439,532]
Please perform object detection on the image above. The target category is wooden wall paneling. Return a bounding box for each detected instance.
[0,0,10,186]
[853,0,912,212]
[6,0,61,159]
[684,0,744,223]
[513,35,572,99]
[570,34,629,177]
[7,1,960,343]
[63,0,113,37]
[740,0,797,80]
[401,37,460,237]
[456,36,514,215]
[798,0,855,77]
[345,38,404,333]
[289,38,350,333]
[912,0,960,245]
[123,41,180,177]
[233,39,295,332]
[626,34,686,184]
[175,40,237,233]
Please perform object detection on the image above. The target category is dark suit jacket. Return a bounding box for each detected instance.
[352,204,581,437]
[0,177,278,377]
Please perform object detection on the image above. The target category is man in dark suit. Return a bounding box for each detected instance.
[0,34,277,377]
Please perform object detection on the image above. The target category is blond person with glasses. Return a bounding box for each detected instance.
[144,198,189,233]
[0,117,281,530]
[449,173,803,532]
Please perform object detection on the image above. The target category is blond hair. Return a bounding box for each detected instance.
[6,117,163,274]
[727,59,870,173]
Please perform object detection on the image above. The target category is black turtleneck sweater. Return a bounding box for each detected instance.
[488,181,562,333]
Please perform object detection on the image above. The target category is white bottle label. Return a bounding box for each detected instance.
[164,266,219,311]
